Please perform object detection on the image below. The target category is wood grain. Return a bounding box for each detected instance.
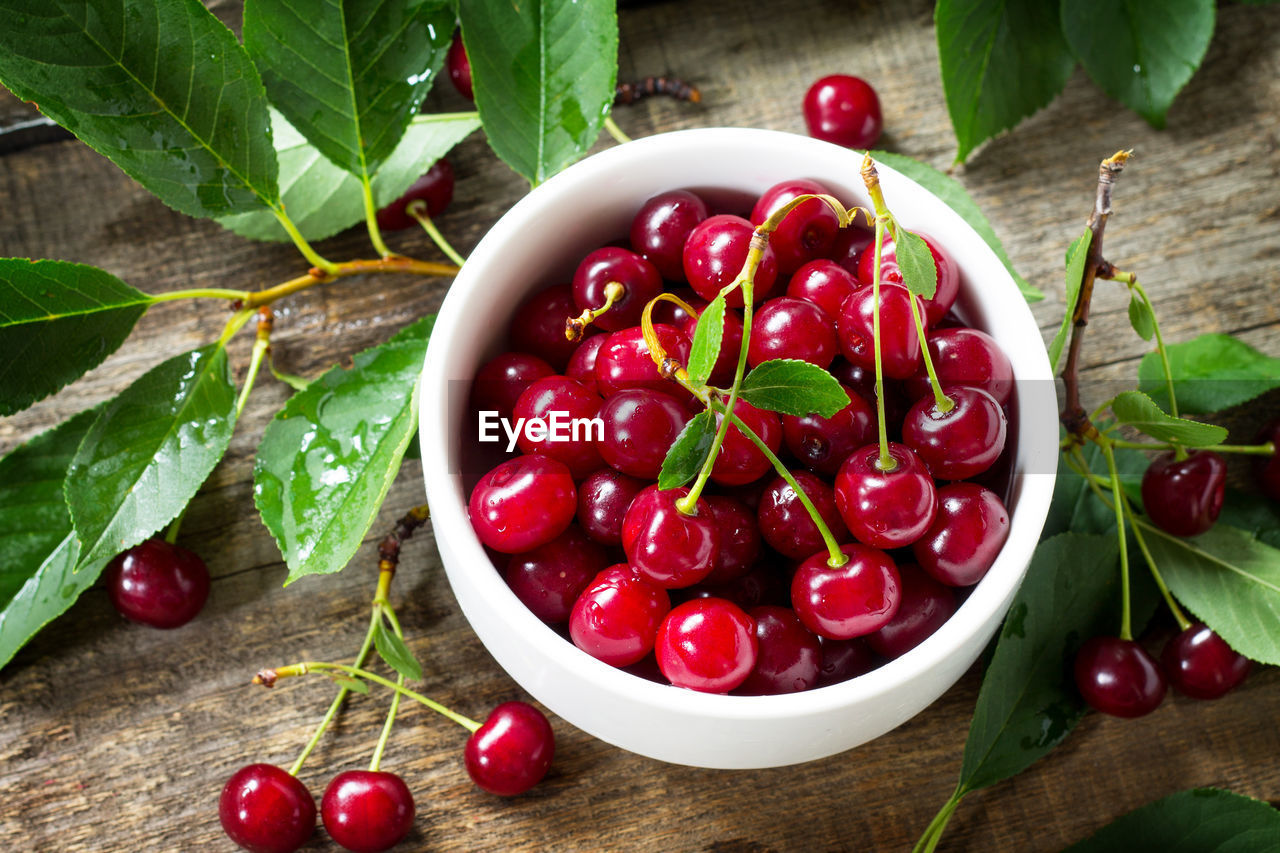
[2,1,1279,851]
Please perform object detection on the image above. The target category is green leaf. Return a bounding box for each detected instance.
[1126,291,1155,341]
[687,295,725,388]
[1044,436,1147,538]
[243,0,454,181]
[218,110,480,242]
[1063,788,1280,852]
[958,532,1121,794]
[1146,521,1280,665]
[374,617,423,681]
[1109,390,1228,446]
[65,346,238,571]
[657,410,716,491]
[460,0,618,185]
[1047,228,1092,372]
[0,259,152,416]
[737,359,849,418]
[891,227,938,300]
[1137,333,1280,415]
[254,315,434,584]
[330,674,370,694]
[868,150,1043,302]
[1217,490,1280,550]
[0,0,279,219]
[935,0,1077,162]
[0,407,110,669]
[1061,0,1215,129]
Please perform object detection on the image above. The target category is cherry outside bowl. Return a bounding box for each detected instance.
[420,128,1057,769]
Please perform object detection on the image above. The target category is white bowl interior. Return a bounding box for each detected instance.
[421,128,1057,768]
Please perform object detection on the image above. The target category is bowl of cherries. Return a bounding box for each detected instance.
[419,127,1058,769]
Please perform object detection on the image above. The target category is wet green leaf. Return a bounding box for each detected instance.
[218,110,480,242]
[687,296,725,388]
[657,410,715,491]
[892,227,938,300]
[1126,292,1155,341]
[254,316,434,584]
[1063,788,1280,852]
[0,0,278,219]
[1109,390,1228,446]
[244,0,454,180]
[374,617,423,681]
[0,407,109,670]
[65,346,237,572]
[1137,333,1280,415]
[1047,228,1092,372]
[460,0,618,185]
[0,259,151,416]
[935,0,1076,162]
[1061,0,1214,129]
[868,150,1043,302]
[738,359,849,418]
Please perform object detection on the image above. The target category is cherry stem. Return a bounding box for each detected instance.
[360,176,394,259]
[912,786,965,853]
[566,281,626,342]
[243,256,460,310]
[271,663,482,734]
[1107,438,1276,456]
[603,116,632,144]
[1099,440,1133,641]
[905,271,952,413]
[149,286,251,303]
[860,156,897,472]
[368,613,406,773]
[408,200,468,268]
[271,206,339,275]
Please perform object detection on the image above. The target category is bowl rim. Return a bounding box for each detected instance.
[420,126,1057,724]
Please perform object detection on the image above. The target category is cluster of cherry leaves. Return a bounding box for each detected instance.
[932,0,1277,162]
[0,0,620,669]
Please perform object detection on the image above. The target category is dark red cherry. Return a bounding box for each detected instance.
[572,246,664,332]
[1255,419,1280,501]
[469,455,576,553]
[817,637,878,685]
[786,259,860,319]
[828,359,909,429]
[710,398,781,486]
[736,605,822,695]
[680,307,744,387]
[630,190,709,280]
[576,468,647,546]
[219,764,316,853]
[836,283,928,380]
[508,284,587,371]
[375,159,454,231]
[621,486,720,588]
[1141,450,1227,537]
[866,564,956,659]
[504,526,609,623]
[1074,636,1167,718]
[472,351,556,420]
[565,334,607,396]
[594,323,691,397]
[655,597,758,693]
[597,389,690,479]
[1161,623,1251,700]
[907,327,1015,408]
[703,495,762,584]
[569,565,670,666]
[830,224,876,276]
[757,471,848,561]
[834,443,938,550]
[790,543,901,640]
[749,179,842,274]
[803,74,883,149]
[747,296,837,369]
[320,770,414,853]
[913,483,1010,587]
[682,214,779,307]
[902,385,1007,481]
[684,562,789,612]
[652,287,704,327]
[446,31,473,100]
[781,383,877,477]
[464,701,555,796]
[511,376,603,478]
[104,539,210,629]
[855,232,959,326]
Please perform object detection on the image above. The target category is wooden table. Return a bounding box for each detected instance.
[3,1,1279,850]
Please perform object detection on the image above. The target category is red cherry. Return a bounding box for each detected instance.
[786,259,860,320]
[572,246,664,332]
[468,455,576,553]
[1074,636,1166,718]
[507,284,587,371]
[866,564,956,659]
[703,495,762,584]
[710,398,781,486]
[817,637,878,686]
[569,565,670,667]
[855,231,959,326]
[597,389,690,480]
[736,605,822,695]
[836,282,927,380]
[471,352,555,421]
[104,539,210,629]
[630,190,709,280]
[747,296,838,369]
[375,159,454,231]
[320,770,414,853]
[219,764,316,853]
[901,385,1007,481]
[803,75,882,148]
[1141,450,1227,537]
[621,486,720,588]
[912,483,1010,587]
[790,543,901,640]
[682,214,778,307]
[565,334,607,396]
[446,31,473,100]
[512,376,604,478]
[504,526,608,623]
[757,471,849,561]
[834,443,938,550]
[1161,623,1251,700]
[749,179,842,274]
[593,323,691,397]
[576,468,647,546]
[655,597,758,693]
[781,383,877,477]
[906,327,1015,408]
[464,701,555,796]
[1254,418,1280,501]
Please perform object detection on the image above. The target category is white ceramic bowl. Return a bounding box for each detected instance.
[420,128,1057,769]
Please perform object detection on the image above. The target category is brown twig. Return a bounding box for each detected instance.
[615,76,701,105]
[1060,150,1132,441]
